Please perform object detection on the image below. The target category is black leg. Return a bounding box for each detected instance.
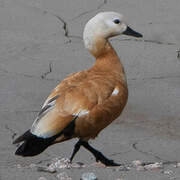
[80,141,120,166]
[70,140,82,162]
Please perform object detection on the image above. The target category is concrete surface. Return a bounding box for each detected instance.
[0,0,180,179]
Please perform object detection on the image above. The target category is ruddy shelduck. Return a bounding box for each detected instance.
[14,12,143,166]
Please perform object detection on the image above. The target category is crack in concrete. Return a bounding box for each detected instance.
[110,150,132,157]
[132,142,163,161]
[50,13,71,43]
[1,65,180,83]
[113,38,176,46]
[0,110,39,113]
[0,67,59,81]
[97,0,107,9]
[4,124,17,140]
[71,0,107,20]
[21,72,58,81]
[23,7,74,43]
[41,62,53,79]
[128,74,180,81]
[132,142,179,167]
[50,14,83,42]
[44,11,82,43]
[177,49,180,59]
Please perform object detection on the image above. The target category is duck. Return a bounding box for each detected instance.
[13,11,143,166]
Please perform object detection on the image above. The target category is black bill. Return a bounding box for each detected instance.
[123,26,143,38]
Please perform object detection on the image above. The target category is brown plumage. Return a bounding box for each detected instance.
[13,12,142,166]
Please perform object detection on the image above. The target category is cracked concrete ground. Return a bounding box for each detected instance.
[0,0,180,179]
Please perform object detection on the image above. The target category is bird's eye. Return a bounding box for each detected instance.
[113,19,120,24]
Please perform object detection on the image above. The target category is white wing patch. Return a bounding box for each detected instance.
[73,109,89,117]
[112,87,119,96]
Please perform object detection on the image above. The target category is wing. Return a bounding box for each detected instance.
[30,70,90,139]
[30,70,128,141]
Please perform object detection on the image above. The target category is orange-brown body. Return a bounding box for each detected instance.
[33,42,128,143]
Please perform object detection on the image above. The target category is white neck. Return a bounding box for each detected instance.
[83,17,108,57]
[84,36,107,57]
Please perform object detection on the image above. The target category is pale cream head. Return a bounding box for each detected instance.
[83,12,126,54]
[83,12,142,57]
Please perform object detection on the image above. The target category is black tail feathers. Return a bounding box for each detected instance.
[13,130,53,157]
[13,130,32,144]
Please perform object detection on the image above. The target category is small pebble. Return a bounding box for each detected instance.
[136,165,145,171]
[170,177,178,180]
[57,172,72,180]
[16,164,22,168]
[132,160,142,166]
[38,177,47,180]
[37,166,56,173]
[71,162,85,168]
[163,170,174,175]
[81,172,97,180]
[30,163,36,168]
[144,162,163,170]
[49,157,71,169]
[115,166,130,171]
[175,162,180,168]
